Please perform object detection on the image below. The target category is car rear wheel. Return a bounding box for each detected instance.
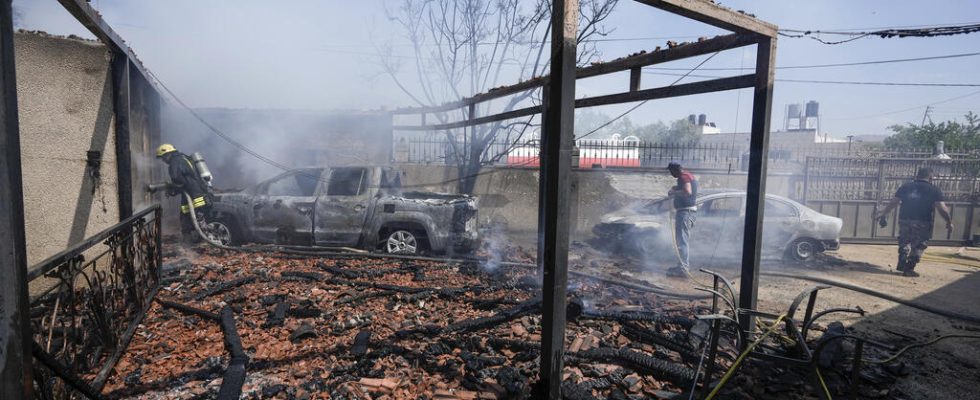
[385,230,419,254]
[787,238,820,262]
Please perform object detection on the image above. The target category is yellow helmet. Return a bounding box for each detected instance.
[156,143,177,157]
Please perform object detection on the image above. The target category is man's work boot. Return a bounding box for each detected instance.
[897,249,909,272]
[902,270,920,277]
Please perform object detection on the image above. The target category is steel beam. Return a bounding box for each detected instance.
[537,0,577,398]
[0,0,31,397]
[738,37,776,333]
[632,0,778,37]
[112,56,133,219]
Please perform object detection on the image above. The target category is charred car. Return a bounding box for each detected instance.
[592,190,842,262]
[208,166,479,254]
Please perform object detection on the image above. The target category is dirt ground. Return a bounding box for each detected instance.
[588,243,980,399]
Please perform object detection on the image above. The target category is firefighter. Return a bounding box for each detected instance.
[155,144,212,243]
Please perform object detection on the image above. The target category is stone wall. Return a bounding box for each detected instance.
[396,164,799,239]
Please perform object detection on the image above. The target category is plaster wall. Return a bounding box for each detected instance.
[14,32,119,266]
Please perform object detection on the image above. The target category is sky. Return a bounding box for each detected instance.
[13,0,980,139]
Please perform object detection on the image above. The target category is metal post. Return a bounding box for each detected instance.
[0,0,31,396]
[737,36,775,333]
[849,340,864,400]
[112,55,133,219]
[537,0,577,397]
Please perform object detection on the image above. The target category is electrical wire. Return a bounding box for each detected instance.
[641,70,980,87]
[814,368,834,400]
[778,23,980,45]
[865,334,980,365]
[645,51,980,72]
[826,89,980,120]
[704,314,787,400]
[688,330,712,400]
[575,50,722,140]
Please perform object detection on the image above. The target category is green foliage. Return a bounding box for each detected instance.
[883,112,979,150]
[573,109,701,144]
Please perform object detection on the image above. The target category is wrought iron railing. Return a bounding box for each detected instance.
[28,205,162,399]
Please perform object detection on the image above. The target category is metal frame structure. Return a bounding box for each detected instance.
[1,1,165,397]
[390,1,777,397]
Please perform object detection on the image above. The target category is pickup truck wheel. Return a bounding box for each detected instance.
[206,218,237,246]
[385,230,419,254]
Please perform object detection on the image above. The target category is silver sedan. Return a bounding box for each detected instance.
[591,190,843,263]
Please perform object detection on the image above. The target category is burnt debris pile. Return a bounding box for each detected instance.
[100,247,719,399]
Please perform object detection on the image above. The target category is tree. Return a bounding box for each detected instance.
[883,112,980,151]
[381,0,619,193]
[576,112,701,145]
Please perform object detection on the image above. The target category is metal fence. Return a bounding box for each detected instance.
[28,205,162,398]
[803,157,980,245]
[397,137,960,171]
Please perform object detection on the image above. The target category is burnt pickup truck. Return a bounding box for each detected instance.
[207,166,479,254]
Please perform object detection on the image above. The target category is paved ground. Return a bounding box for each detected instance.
[599,244,980,399]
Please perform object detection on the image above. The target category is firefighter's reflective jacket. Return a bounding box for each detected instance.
[168,152,210,214]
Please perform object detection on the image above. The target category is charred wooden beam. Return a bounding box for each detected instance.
[738,36,776,334]
[579,309,694,328]
[217,307,247,400]
[538,2,577,396]
[390,33,754,116]
[31,342,105,400]
[111,55,132,219]
[0,0,30,396]
[392,75,753,131]
[632,0,778,37]
[571,348,697,385]
[156,299,220,322]
[187,276,257,301]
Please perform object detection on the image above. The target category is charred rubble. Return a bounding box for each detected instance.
[101,245,912,399]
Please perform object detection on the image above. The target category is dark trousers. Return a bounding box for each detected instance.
[897,219,931,271]
[179,205,211,244]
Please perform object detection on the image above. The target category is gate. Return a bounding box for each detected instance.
[802,157,980,245]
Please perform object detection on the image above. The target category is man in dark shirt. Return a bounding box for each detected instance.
[667,162,698,278]
[876,167,953,277]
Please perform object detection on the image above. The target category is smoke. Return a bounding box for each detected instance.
[480,220,509,272]
[160,105,392,190]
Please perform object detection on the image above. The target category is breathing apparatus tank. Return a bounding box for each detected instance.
[190,152,213,188]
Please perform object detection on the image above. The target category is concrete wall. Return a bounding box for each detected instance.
[15,32,121,266]
[396,164,801,238]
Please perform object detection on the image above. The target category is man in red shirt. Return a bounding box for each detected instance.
[667,162,698,278]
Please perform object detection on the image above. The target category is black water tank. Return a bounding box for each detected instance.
[805,101,819,117]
